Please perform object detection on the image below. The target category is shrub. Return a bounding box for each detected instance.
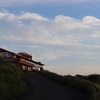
[40,70,100,100]
[0,60,26,100]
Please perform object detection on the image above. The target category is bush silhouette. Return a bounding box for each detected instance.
[0,60,26,100]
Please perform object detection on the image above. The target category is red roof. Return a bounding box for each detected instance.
[18,52,32,57]
[0,48,44,66]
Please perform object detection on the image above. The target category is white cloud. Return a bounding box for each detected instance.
[1,11,100,75]
[0,12,100,45]
[1,11,100,60]
[18,12,49,21]
[0,11,100,46]
[82,16,100,25]
[0,11,48,21]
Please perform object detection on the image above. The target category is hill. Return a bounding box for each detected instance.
[0,60,26,100]
[17,72,89,100]
[40,70,100,100]
[0,59,100,100]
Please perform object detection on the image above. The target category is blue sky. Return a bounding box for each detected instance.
[0,0,100,75]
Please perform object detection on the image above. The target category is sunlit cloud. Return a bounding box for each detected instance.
[0,11,100,60]
[0,11,100,46]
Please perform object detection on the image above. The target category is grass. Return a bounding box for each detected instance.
[0,60,26,100]
[40,70,100,100]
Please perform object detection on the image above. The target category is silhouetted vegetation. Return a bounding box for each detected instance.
[0,60,26,100]
[76,74,100,84]
[1,58,99,100]
[40,70,100,100]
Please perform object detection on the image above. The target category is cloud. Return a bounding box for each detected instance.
[82,16,100,25]
[0,11,100,45]
[0,11,100,60]
[18,12,49,21]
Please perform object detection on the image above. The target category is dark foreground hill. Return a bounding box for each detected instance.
[17,72,89,100]
[0,60,26,100]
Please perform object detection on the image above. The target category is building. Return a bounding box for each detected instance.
[0,48,44,71]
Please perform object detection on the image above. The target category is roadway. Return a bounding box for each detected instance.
[17,72,89,100]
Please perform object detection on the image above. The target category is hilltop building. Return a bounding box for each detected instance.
[0,48,44,71]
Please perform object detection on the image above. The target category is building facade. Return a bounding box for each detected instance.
[0,48,44,71]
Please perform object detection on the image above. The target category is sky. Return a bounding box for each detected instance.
[0,0,100,75]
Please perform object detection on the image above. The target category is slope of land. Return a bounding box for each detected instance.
[17,72,89,100]
[0,60,25,100]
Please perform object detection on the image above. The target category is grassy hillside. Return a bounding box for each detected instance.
[0,60,26,100]
[40,70,100,100]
